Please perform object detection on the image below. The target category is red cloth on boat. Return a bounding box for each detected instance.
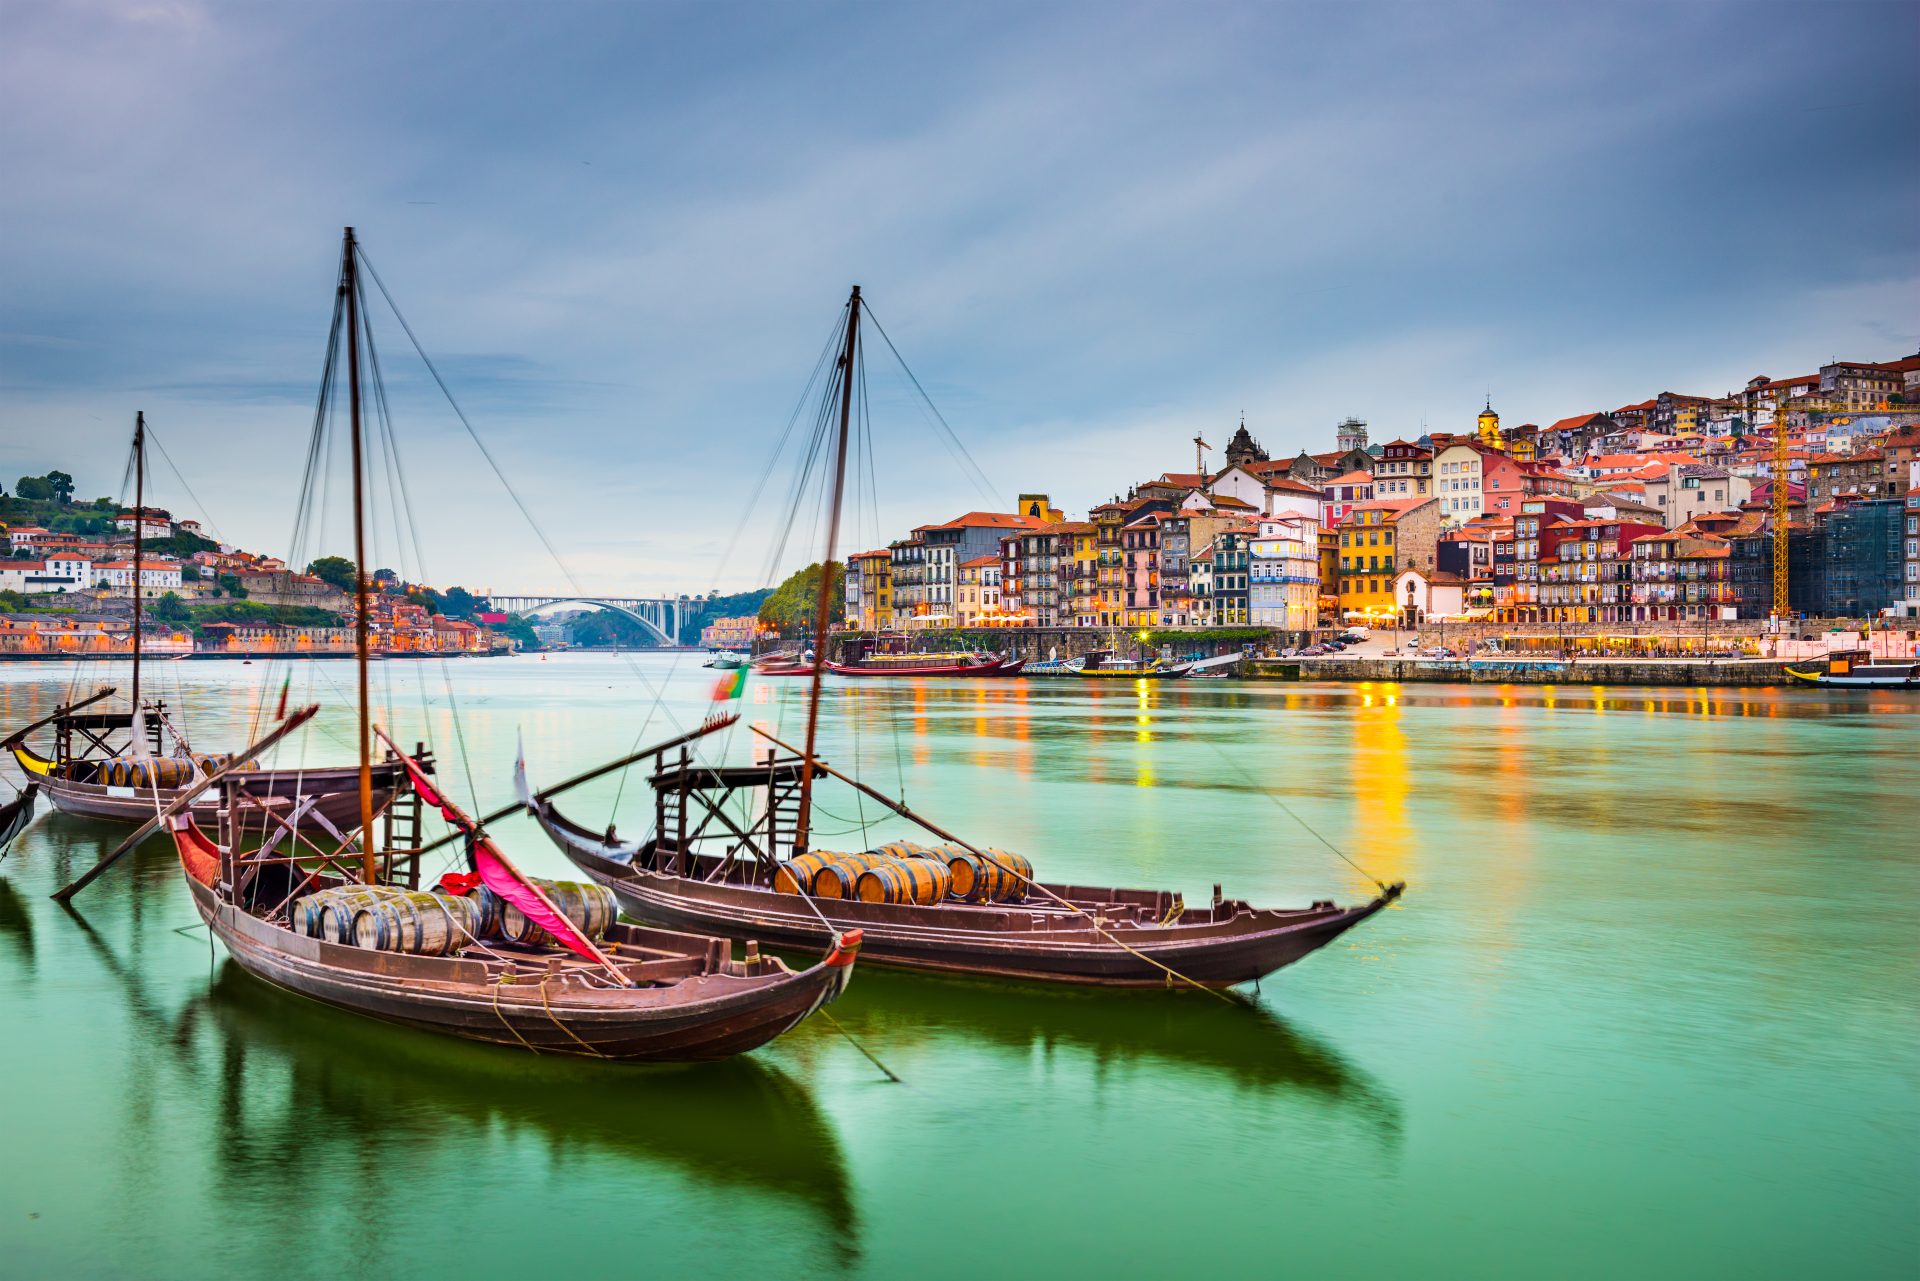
[437,870,482,896]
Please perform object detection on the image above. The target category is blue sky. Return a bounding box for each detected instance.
[2,0,1915,594]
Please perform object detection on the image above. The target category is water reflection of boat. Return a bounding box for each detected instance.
[0,876,34,969]
[199,966,862,1258]
[65,899,862,1266]
[836,968,1400,1137]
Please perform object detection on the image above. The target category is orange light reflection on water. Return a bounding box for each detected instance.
[1347,683,1411,891]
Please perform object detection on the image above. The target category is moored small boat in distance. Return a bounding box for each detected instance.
[703,650,747,670]
[823,633,1022,677]
[754,648,815,676]
[1784,648,1920,688]
[1072,649,1191,680]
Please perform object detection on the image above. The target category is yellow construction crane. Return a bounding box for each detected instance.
[1751,395,1891,617]
[1771,414,1790,618]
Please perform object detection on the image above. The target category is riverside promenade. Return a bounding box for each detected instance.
[1257,624,1916,686]
[1256,654,1798,685]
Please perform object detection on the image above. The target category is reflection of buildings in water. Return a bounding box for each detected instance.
[835,969,1402,1147]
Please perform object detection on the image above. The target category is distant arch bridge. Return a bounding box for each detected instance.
[489,595,685,646]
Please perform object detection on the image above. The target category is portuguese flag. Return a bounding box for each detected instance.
[712,666,749,701]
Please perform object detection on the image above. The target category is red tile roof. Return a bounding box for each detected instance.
[936,511,1049,530]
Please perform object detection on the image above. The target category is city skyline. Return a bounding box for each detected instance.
[3,0,1916,592]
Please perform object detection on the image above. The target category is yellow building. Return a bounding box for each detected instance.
[1338,505,1401,623]
[1318,526,1342,624]
[850,550,892,632]
[1476,400,1503,451]
[1066,523,1099,625]
[1016,493,1063,524]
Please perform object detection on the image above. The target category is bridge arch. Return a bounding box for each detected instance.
[513,598,680,646]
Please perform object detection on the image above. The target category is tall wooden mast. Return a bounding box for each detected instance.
[129,411,145,722]
[793,286,859,855]
[342,227,376,884]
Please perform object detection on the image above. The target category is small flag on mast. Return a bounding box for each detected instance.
[712,666,748,701]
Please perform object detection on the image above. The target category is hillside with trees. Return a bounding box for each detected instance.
[758,563,842,635]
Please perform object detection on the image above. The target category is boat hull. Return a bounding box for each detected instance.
[1784,665,1920,688]
[187,877,853,1061]
[535,804,1394,989]
[825,658,1024,677]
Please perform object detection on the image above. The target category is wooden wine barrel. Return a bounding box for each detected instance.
[872,840,932,862]
[463,886,504,939]
[774,850,843,895]
[351,893,482,956]
[944,851,980,900]
[292,885,407,942]
[856,857,952,905]
[969,848,1034,903]
[810,863,859,899]
[497,879,619,947]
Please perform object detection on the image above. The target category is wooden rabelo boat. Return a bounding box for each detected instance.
[530,287,1401,990]
[6,687,394,827]
[56,229,860,1062]
[3,414,397,826]
[158,718,858,1061]
[825,633,1023,677]
[1784,648,1920,688]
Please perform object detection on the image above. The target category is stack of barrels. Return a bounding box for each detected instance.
[93,753,254,789]
[773,840,1034,905]
[290,878,617,957]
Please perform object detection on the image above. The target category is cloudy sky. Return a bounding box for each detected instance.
[2,0,1915,595]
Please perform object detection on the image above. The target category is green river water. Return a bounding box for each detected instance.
[0,653,1913,1280]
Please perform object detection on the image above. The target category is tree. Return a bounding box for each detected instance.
[151,592,190,624]
[306,556,358,593]
[493,614,541,651]
[438,586,485,619]
[45,471,74,504]
[684,587,774,641]
[757,562,843,634]
[14,477,51,502]
[217,572,248,599]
